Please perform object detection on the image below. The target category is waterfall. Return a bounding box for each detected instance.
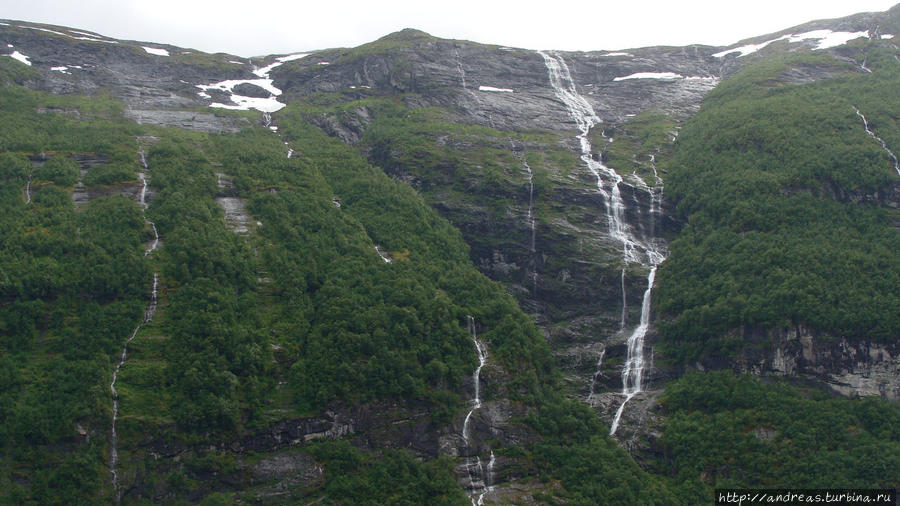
[538,50,666,435]
[511,141,538,296]
[608,267,656,435]
[463,316,492,505]
[24,174,32,204]
[110,147,161,501]
[855,106,900,176]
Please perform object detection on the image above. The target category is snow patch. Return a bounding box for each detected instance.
[197,78,281,97]
[613,72,683,81]
[479,85,514,92]
[714,29,870,57]
[196,75,285,112]
[209,96,285,113]
[51,66,70,74]
[252,53,310,78]
[142,46,169,56]
[276,53,310,63]
[317,61,330,65]
[8,51,31,66]
[19,25,116,43]
[69,29,103,38]
[603,52,633,57]
[801,30,869,49]
[881,34,895,39]
[228,60,244,64]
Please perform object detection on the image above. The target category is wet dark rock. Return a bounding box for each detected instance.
[232,82,271,98]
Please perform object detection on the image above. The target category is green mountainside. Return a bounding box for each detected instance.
[1,5,899,504]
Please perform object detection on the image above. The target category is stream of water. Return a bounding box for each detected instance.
[110,148,160,501]
[539,50,666,435]
[855,106,900,176]
[463,316,492,505]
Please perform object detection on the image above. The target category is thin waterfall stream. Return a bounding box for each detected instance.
[109,147,160,501]
[855,106,900,176]
[511,140,538,296]
[539,50,666,435]
[462,316,493,505]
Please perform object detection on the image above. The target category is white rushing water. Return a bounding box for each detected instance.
[463,316,492,505]
[24,174,32,204]
[608,267,656,436]
[855,106,900,176]
[538,50,666,435]
[110,148,161,500]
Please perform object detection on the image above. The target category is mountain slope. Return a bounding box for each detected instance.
[1,6,899,504]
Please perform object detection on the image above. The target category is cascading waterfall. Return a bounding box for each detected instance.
[24,174,32,204]
[855,106,900,176]
[110,147,161,500]
[463,316,492,505]
[608,267,656,435]
[539,50,666,436]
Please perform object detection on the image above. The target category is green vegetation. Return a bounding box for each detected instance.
[523,397,705,504]
[594,110,678,186]
[309,441,467,505]
[660,371,900,490]
[657,49,900,361]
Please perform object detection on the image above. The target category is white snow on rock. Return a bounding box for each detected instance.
[479,85,514,92]
[19,25,117,43]
[209,96,285,113]
[8,50,31,66]
[714,29,870,58]
[795,29,869,49]
[317,61,330,65]
[614,72,683,81]
[228,60,244,64]
[276,53,309,63]
[197,53,310,113]
[713,36,789,57]
[51,66,70,74]
[881,34,895,39]
[252,53,310,77]
[69,29,103,38]
[198,78,281,97]
[602,52,634,57]
[142,46,169,56]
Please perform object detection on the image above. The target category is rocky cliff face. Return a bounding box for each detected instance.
[706,325,900,401]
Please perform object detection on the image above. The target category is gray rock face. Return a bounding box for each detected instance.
[0,20,256,133]
[722,325,900,401]
[274,34,724,132]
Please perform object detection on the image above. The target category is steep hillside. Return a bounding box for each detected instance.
[1,5,899,504]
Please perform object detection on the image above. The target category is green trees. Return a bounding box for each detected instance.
[658,50,900,359]
[661,371,900,489]
[35,155,79,186]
